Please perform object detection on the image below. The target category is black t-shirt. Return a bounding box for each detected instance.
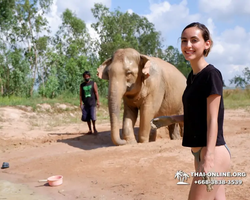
[80,81,96,107]
[182,64,226,147]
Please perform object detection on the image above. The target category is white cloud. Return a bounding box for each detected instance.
[127,9,133,14]
[206,18,215,35]
[211,26,250,64]
[144,0,250,86]
[150,1,171,14]
[144,0,200,43]
[45,0,111,36]
[199,0,250,19]
[199,0,231,13]
[206,26,250,85]
[196,1,250,86]
[230,65,245,73]
[86,23,100,41]
[212,43,225,55]
[45,0,62,35]
[56,0,111,23]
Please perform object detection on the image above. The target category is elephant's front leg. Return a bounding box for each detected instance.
[122,103,138,144]
[138,104,155,143]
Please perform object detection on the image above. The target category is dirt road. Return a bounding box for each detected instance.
[0,107,249,200]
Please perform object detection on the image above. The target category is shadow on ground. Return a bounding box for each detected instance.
[56,128,140,150]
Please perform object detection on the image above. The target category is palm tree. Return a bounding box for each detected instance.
[174,170,183,182]
[182,172,190,182]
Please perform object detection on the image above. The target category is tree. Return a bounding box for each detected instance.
[52,9,92,95]
[160,46,191,77]
[91,3,163,62]
[0,0,16,31]
[0,0,16,95]
[229,67,250,88]
[15,0,53,96]
[0,48,31,96]
[39,66,59,98]
[0,0,53,97]
[54,9,90,57]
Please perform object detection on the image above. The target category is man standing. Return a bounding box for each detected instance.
[80,71,100,134]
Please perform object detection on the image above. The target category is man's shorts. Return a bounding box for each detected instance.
[81,105,96,121]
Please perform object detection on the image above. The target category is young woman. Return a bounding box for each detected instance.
[152,22,231,200]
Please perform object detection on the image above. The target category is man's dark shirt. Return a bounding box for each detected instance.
[80,81,96,107]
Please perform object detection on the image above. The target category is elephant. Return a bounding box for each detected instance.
[97,48,186,146]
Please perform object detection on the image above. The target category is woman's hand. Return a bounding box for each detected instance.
[199,152,215,192]
[200,152,215,174]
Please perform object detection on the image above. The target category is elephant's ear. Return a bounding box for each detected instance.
[97,58,112,80]
[140,54,151,79]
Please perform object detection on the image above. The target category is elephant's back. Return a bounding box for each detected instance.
[149,57,186,114]
[150,57,187,85]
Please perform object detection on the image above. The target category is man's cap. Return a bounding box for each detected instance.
[83,71,91,76]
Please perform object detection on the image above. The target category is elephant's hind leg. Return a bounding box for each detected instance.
[149,128,157,142]
[168,123,181,140]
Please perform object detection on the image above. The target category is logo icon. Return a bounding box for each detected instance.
[175,170,190,185]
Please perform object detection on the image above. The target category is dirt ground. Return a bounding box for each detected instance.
[0,106,250,200]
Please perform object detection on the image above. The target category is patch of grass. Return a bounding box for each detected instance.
[0,94,108,111]
[245,106,250,113]
[2,88,248,117]
[0,93,110,130]
[26,111,82,131]
[46,114,80,129]
[95,100,110,122]
[29,120,41,127]
[224,88,250,109]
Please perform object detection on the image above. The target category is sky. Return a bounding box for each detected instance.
[45,0,250,86]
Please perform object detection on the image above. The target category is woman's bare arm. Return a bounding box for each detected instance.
[202,94,221,173]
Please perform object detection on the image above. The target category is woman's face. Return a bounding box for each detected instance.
[181,27,210,61]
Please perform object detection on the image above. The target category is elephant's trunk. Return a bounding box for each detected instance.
[108,79,126,146]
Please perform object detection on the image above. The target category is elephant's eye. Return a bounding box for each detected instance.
[126,70,132,75]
